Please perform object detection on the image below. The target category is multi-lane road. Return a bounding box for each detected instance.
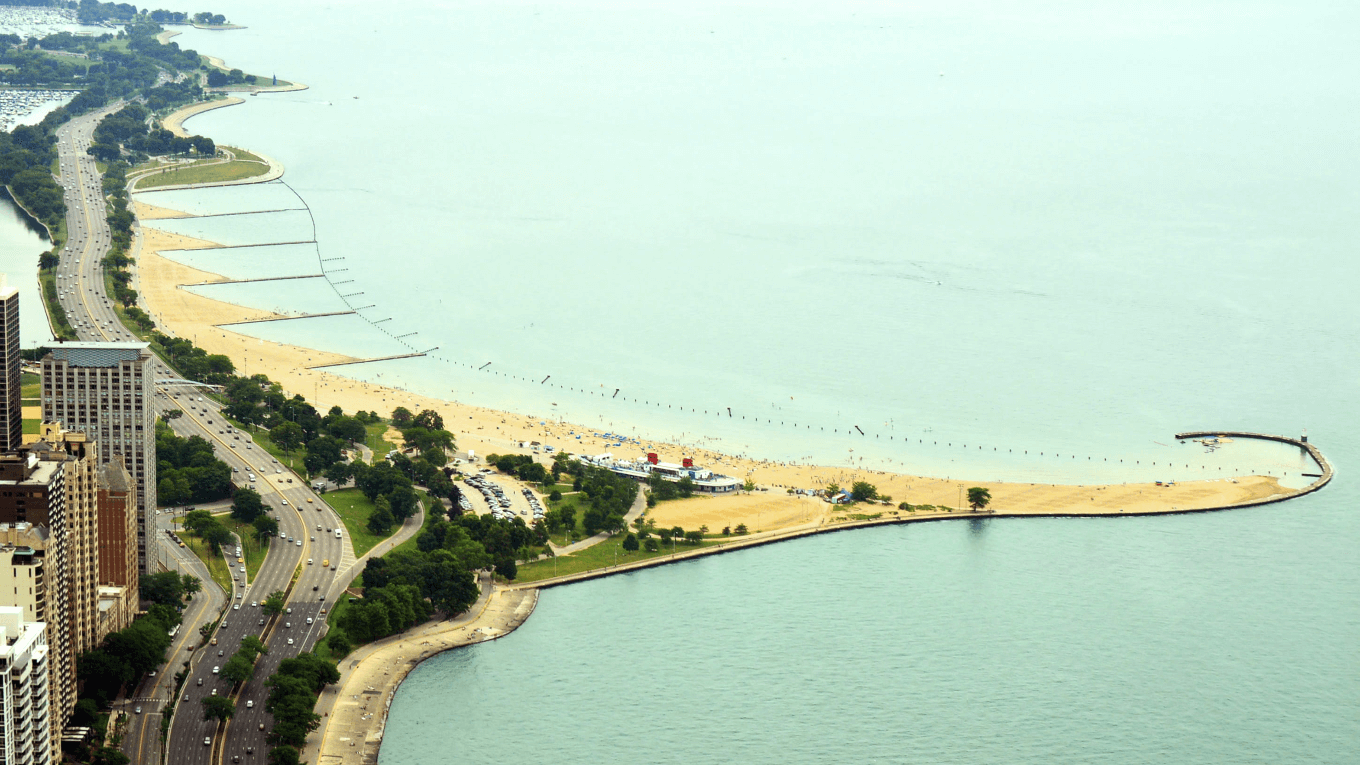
[54,104,365,764]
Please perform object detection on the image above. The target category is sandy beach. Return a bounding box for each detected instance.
[130,194,1302,534]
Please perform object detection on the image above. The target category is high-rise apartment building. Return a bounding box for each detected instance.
[0,426,102,756]
[0,277,19,454]
[95,460,137,636]
[0,606,52,765]
[39,343,156,572]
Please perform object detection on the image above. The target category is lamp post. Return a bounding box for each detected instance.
[957,484,964,513]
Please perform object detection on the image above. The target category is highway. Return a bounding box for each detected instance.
[53,105,364,764]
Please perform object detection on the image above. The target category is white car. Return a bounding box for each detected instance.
[295,540,302,546]
[233,604,240,610]
[287,638,294,646]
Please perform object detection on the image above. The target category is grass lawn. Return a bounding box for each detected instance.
[22,419,39,435]
[133,158,268,190]
[223,145,266,164]
[218,515,269,582]
[364,422,392,459]
[516,536,724,584]
[322,489,388,558]
[180,534,232,594]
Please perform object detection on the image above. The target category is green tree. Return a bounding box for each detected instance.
[367,496,395,535]
[269,421,304,453]
[644,538,659,552]
[241,635,268,657]
[139,572,184,607]
[253,513,279,543]
[268,746,301,765]
[180,574,202,597]
[734,523,748,535]
[622,532,638,552]
[968,487,992,512]
[230,487,265,523]
[201,694,235,721]
[684,530,703,545]
[262,590,287,616]
[851,481,879,502]
[222,654,254,684]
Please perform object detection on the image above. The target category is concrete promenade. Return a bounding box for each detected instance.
[307,582,537,765]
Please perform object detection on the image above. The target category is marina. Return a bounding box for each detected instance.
[0,88,77,132]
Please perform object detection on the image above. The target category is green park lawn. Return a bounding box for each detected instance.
[133,158,268,190]
[515,536,723,584]
[323,489,387,558]
[180,534,232,594]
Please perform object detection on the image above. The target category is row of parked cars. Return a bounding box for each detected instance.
[464,475,517,520]
[521,487,546,523]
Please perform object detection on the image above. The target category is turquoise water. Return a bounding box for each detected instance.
[383,497,1359,764]
[139,0,1360,481]
[116,2,1360,760]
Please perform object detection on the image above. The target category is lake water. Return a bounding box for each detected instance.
[0,197,55,346]
[118,1,1360,761]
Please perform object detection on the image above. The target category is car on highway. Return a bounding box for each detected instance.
[212,666,219,674]
[287,638,294,646]
[204,738,211,746]
[134,706,141,714]
[296,539,302,546]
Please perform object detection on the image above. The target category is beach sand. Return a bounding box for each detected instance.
[130,222,1297,532]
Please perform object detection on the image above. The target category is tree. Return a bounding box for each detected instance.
[851,481,879,502]
[824,483,840,496]
[140,572,184,607]
[241,635,268,657]
[269,421,304,453]
[231,487,265,523]
[253,513,279,543]
[622,532,638,552]
[644,538,659,552]
[262,590,287,616]
[413,409,444,430]
[367,496,395,535]
[222,654,254,684]
[323,461,352,487]
[734,523,748,534]
[968,487,992,512]
[201,695,235,721]
[181,574,202,597]
[390,407,414,427]
[684,530,703,545]
[268,746,302,765]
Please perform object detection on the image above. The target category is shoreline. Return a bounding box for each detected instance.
[127,201,1314,529]
[310,429,1332,765]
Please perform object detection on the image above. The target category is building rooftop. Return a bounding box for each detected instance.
[47,342,150,368]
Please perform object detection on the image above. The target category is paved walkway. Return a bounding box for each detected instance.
[304,577,536,765]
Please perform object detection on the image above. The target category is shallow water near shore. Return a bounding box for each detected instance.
[117,0,1360,760]
[140,0,1359,483]
[382,489,1358,765]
